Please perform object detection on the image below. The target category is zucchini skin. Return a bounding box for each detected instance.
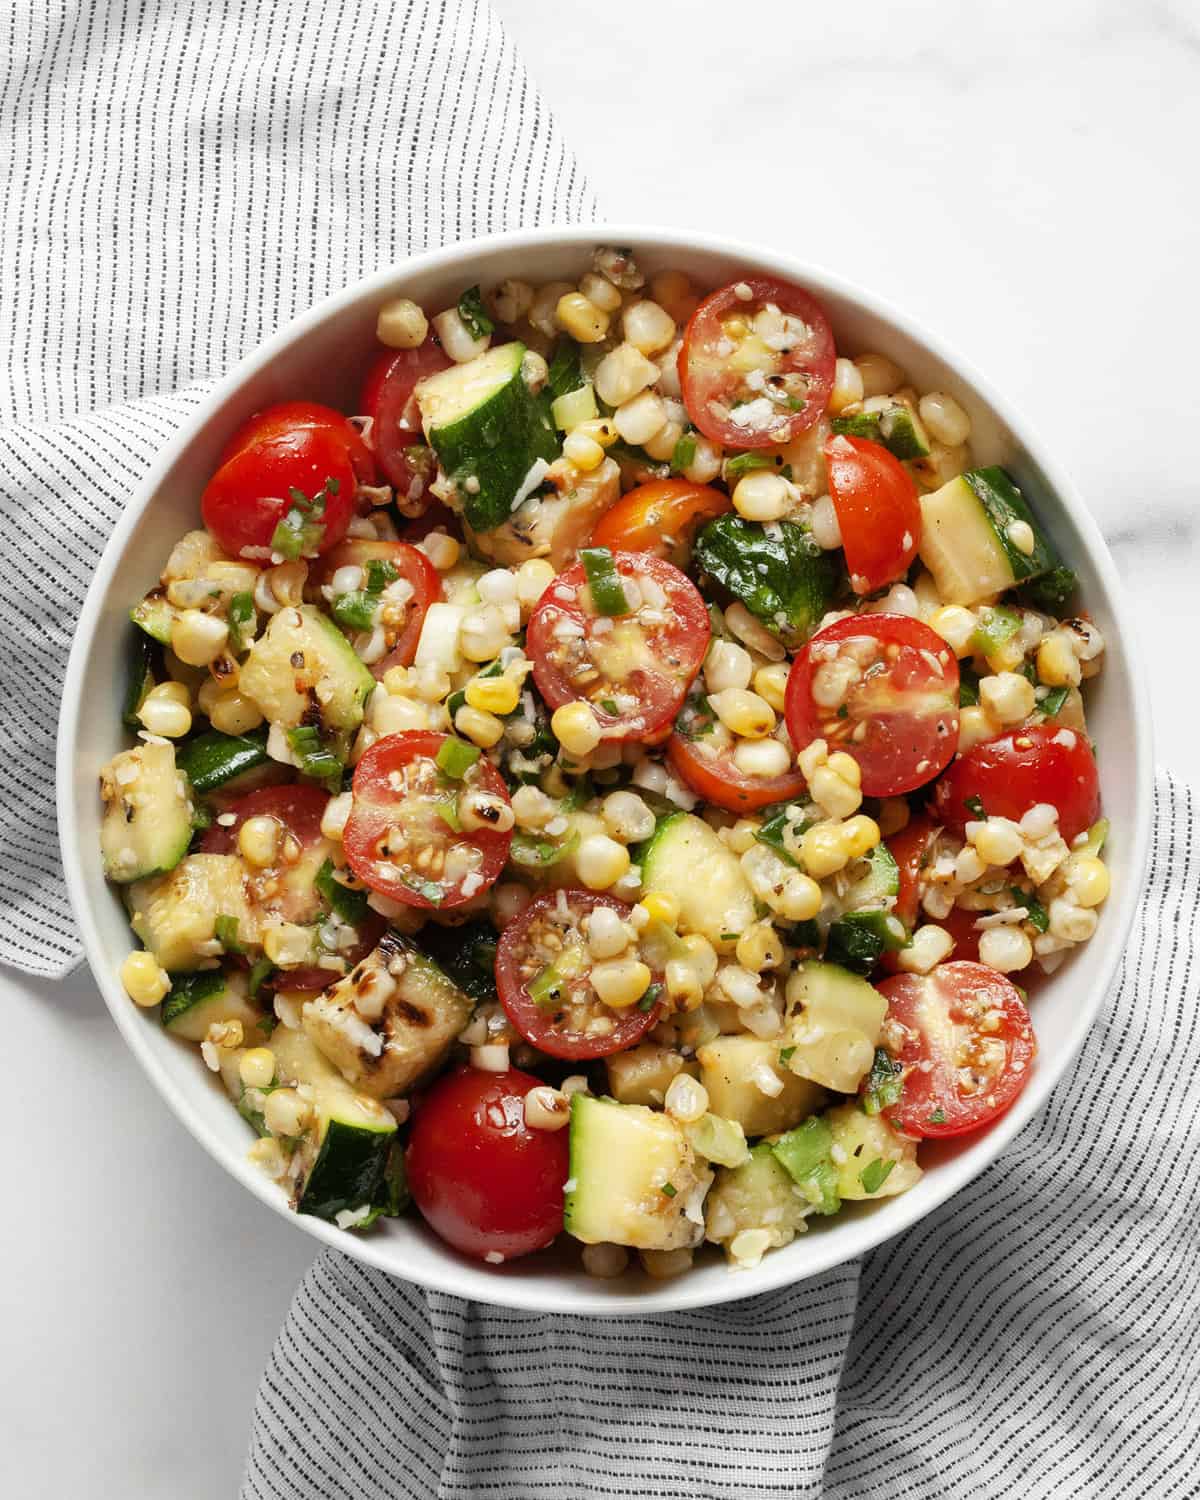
[177,728,269,792]
[122,628,156,727]
[964,467,1059,583]
[298,1120,393,1223]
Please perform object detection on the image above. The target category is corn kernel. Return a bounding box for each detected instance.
[465,674,520,715]
[639,891,680,927]
[753,661,789,713]
[732,470,790,523]
[263,922,312,967]
[563,431,606,471]
[929,605,978,658]
[579,272,622,313]
[455,704,505,748]
[516,558,557,611]
[239,1048,277,1089]
[209,690,264,736]
[120,950,170,1007]
[958,704,1000,752]
[801,822,849,878]
[1037,631,1083,688]
[376,297,428,349]
[551,700,602,757]
[239,814,281,868]
[576,834,631,891]
[972,818,1024,867]
[593,343,658,407]
[138,689,192,738]
[590,956,652,1009]
[840,815,881,859]
[170,609,229,667]
[732,738,792,779]
[1067,854,1110,907]
[263,1087,310,1137]
[897,924,955,974]
[649,269,698,325]
[978,925,1033,974]
[709,688,775,739]
[979,671,1037,726]
[556,291,609,343]
[828,357,865,413]
[736,921,784,974]
[623,299,676,356]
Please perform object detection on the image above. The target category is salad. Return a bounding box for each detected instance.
[102,246,1110,1280]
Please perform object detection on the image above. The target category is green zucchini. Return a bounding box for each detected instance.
[240,604,375,736]
[825,909,907,976]
[122,628,156,727]
[831,402,931,460]
[692,515,837,646]
[162,969,270,1043]
[100,742,194,883]
[918,467,1062,607]
[416,341,560,532]
[772,1116,841,1215]
[704,1142,813,1258]
[130,590,177,645]
[177,727,269,793]
[638,811,755,953]
[128,853,254,971]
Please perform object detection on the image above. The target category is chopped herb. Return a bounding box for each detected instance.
[724,451,775,480]
[332,590,379,632]
[600,698,620,715]
[1018,564,1077,612]
[435,737,481,778]
[964,794,986,820]
[959,665,981,708]
[719,932,739,943]
[693,515,837,646]
[579,547,630,616]
[859,1157,896,1194]
[214,915,243,953]
[456,284,494,341]
[227,592,255,654]
[315,857,369,924]
[778,1045,796,1066]
[928,1107,947,1124]
[755,803,812,867]
[638,982,663,1012]
[546,338,585,402]
[365,558,399,593]
[1040,685,1069,718]
[862,1048,904,1116]
[529,964,564,1007]
[270,479,337,560]
[402,875,444,905]
[660,1182,677,1199]
[1018,890,1049,932]
[670,432,697,474]
[248,956,275,998]
[286,725,344,789]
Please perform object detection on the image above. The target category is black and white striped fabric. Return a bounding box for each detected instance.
[242,770,1199,1499]
[0,0,594,977]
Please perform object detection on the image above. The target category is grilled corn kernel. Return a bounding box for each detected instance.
[454,704,505,748]
[516,557,557,610]
[801,822,849,878]
[320,791,353,840]
[238,814,281,868]
[664,1072,709,1124]
[649,269,698,325]
[704,641,753,695]
[170,609,229,667]
[460,604,512,662]
[209,690,264,736]
[490,278,533,324]
[465,674,520,715]
[918,391,971,447]
[575,417,619,448]
[121,950,170,1007]
[576,834,631,891]
[556,291,609,343]
[972,818,1024,867]
[855,353,904,398]
[682,435,722,484]
[780,873,823,922]
[929,605,978,658]
[897,924,955,974]
[263,922,312,967]
[563,431,606,471]
[551,701,602,757]
[1049,897,1098,943]
[736,921,785,973]
[590,956,652,1009]
[577,272,622,313]
[732,470,791,522]
[137,688,192,738]
[613,389,667,446]
[239,1048,277,1089]
[593,343,658,407]
[376,297,428,349]
[623,299,677,356]
[829,357,865,413]
[420,531,460,570]
[753,662,790,713]
[978,925,1033,974]
[523,1085,571,1131]
[709,688,775,739]
[1037,631,1083,688]
[1067,854,1110,907]
[839,814,881,859]
[263,1087,310,1138]
[639,891,680,927]
[732,738,792,779]
[602,789,655,844]
[980,671,1037,725]
[958,704,1000,752]
[810,763,862,821]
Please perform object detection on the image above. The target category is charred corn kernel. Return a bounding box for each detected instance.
[736,921,784,974]
[753,661,790,713]
[918,391,971,447]
[563,431,605,471]
[877,797,910,838]
[665,957,703,1007]
[137,689,192,738]
[980,671,1037,725]
[576,834,631,891]
[732,737,792,779]
[551,700,602,757]
[454,704,505,748]
[958,704,1000,752]
[239,814,281,868]
[972,818,1024,867]
[810,762,863,820]
[649,269,698,324]
[978,926,1034,973]
[593,342,659,407]
[929,605,978,657]
[523,1085,571,1131]
[575,416,619,449]
[170,609,229,667]
[578,272,622,313]
[602,789,655,844]
[1067,854,1110,907]
[590,956,652,1009]
[121,950,170,1007]
[320,791,353,840]
[829,356,865,413]
[459,789,516,834]
[855,353,904,398]
[732,470,791,522]
[465,674,520,715]
[897,924,955,974]
[376,296,428,349]
[801,822,849,878]
[639,891,680,927]
[239,1048,276,1089]
[1037,631,1082,688]
[263,1087,310,1137]
[622,299,676,356]
[709,688,775,739]
[419,531,460,570]
[556,291,609,343]
[613,389,667,445]
[209,690,263,735]
[515,557,557,610]
[839,814,881,859]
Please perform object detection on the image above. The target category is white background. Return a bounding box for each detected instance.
[4,2,1197,1496]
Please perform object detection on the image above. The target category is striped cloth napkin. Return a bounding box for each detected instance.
[3,5,1195,1498]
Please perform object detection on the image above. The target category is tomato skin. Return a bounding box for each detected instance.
[343,732,512,910]
[590,480,731,564]
[313,538,441,675]
[666,732,806,814]
[933,723,1100,845]
[406,1067,568,1261]
[874,962,1036,1138]
[785,613,960,797]
[825,434,922,595]
[202,402,363,559]
[360,337,453,501]
[679,277,837,448]
[526,552,710,743]
[496,889,662,1060]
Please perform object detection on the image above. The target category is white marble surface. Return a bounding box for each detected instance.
[3,2,1197,1495]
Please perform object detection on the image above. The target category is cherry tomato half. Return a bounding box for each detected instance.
[200,783,383,987]
[590,480,731,565]
[344,732,512,909]
[825,433,922,595]
[881,815,979,972]
[313,538,441,676]
[874,962,1036,1137]
[679,276,836,449]
[406,1066,569,1261]
[496,889,663,1060]
[202,402,364,560]
[666,696,806,814]
[932,723,1101,845]
[360,335,453,504]
[526,552,710,743]
[786,613,960,797]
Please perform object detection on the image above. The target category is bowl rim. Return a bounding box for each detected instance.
[56,222,1154,1314]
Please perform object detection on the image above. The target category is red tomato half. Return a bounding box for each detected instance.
[786,614,960,797]
[344,732,512,909]
[496,889,662,1060]
[590,480,731,565]
[202,401,364,559]
[825,434,922,595]
[679,276,836,448]
[406,1067,569,1262]
[527,552,709,743]
[881,815,980,971]
[360,335,453,504]
[874,962,1036,1138]
[932,723,1101,845]
[313,538,441,675]
[200,783,383,987]
[666,697,806,814]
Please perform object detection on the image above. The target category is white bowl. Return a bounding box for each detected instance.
[57,225,1153,1314]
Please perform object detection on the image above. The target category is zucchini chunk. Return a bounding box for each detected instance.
[416,341,559,533]
[824,1102,922,1200]
[161,969,270,1043]
[130,590,177,645]
[696,1034,826,1138]
[639,812,755,953]
[239,604,375,737]
[605,1043,698,1107]
[177,728,269,793]
[825,845,906,975]
[301,930,473,1099]
[918,466,1062,606]
[465,456,621,571]
[831,400,931,460]
[129,853,255,971]
[704,1142,812,1260]
[772,1115,841,1215]
[563,1094,713,1252]
[781,961,888,1094]
[100,742,194,883]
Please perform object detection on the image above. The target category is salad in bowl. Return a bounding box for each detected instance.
[97,243,1112,1284]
